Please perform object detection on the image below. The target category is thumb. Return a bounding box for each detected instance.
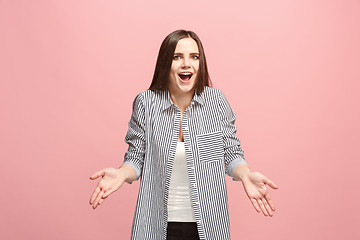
[264,177,278,190]
[89,170,105,180]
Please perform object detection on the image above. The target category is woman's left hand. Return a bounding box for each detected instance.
[241,171,278,217]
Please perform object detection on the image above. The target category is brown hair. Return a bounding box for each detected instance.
[148,29,212,94]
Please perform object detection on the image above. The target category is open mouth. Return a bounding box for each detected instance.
[178,72,193,82]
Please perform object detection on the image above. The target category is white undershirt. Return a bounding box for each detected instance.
[167,142,196,222]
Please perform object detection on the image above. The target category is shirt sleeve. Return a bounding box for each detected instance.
[122,92,146,184]
[218,90,248,181]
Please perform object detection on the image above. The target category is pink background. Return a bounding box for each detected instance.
[1,0,359,239]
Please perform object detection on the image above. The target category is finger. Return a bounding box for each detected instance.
[262,198,273,217]
[89,186,101,205]
[93,189,104,209]
[265,194,276,211]
[250,198,261,213]
[264,178,278,189]
[102,188,114,199]
[257,199,268,216]
[95,192,105,208]
[90,170,105,180]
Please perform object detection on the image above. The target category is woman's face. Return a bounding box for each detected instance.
[168,37,200,96]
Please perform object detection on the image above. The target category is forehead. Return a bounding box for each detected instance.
[174,38,199,53]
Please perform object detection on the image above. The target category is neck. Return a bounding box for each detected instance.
[169,89,195,113]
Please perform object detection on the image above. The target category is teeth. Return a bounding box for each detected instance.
[179,72,192,76]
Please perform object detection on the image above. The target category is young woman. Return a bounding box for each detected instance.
[89,30,278,240]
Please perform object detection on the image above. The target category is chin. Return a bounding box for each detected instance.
[177,83,195,93]
[169,79,196,94]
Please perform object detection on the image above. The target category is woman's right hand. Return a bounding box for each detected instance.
[89,167,127,209]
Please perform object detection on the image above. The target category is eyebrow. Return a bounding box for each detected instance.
[173,52,199,55]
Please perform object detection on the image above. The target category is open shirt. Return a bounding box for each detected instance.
[123,86,248,240]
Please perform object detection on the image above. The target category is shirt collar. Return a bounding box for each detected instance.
[161,89,205,111]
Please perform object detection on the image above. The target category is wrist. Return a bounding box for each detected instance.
[233,164,251,182]
[118,164,136,183]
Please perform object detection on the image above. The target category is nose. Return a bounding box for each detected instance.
[181,56,191,68]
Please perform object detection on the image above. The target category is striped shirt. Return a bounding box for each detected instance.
[122,86,248,240]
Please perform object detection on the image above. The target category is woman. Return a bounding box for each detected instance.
[89,29,278,240]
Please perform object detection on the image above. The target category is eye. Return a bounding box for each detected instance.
[192,55,199,60]
[173,55,181,60]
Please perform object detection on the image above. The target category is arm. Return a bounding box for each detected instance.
[218,90,278,217]
[218,90,248,179]
[122,92,146,184]
[88,93,146,209]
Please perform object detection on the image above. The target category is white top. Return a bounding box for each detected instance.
[167,142,196,222]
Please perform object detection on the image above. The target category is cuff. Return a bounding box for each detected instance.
[122,161,141,184]
[227,158,248,181]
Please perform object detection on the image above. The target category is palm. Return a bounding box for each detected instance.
[241,171,278,217]
[89,167,126,209]
[100,168,124,190]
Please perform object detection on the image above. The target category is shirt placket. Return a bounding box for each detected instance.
[163,105,183,239]
[182,102,204,230]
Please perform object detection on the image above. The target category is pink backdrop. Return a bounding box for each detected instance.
[1,0,359,239]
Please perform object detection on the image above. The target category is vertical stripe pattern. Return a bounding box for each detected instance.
[123,86,248,240]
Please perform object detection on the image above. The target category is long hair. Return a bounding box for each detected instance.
[148,29,212,94]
